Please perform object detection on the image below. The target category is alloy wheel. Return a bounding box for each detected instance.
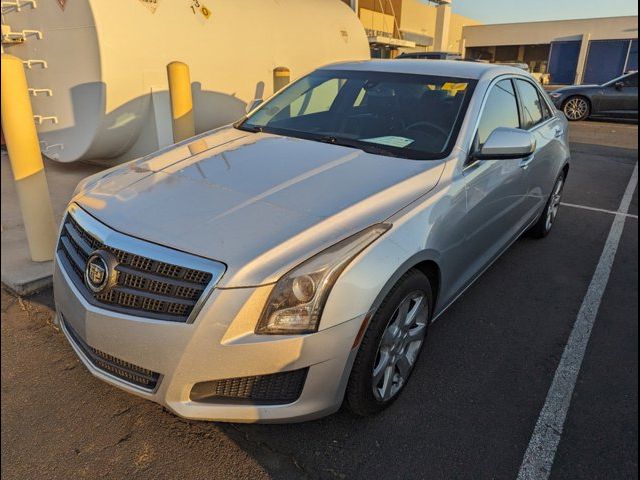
[564,98,589,121]
[546,177,565,231]
[372,291,428,402]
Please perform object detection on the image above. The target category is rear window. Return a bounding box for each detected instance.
[516,79,546,129]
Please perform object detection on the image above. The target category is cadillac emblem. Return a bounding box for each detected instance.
[84,251,115,293]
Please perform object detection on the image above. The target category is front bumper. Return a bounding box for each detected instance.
[54,256,364,423]
[549,95,565,109]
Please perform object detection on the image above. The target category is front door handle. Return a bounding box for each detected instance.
[554,127,564,138]
[520,154,535,170]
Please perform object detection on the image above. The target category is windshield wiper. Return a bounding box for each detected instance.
[318,135,339,145]
[357,143,403,158]
[235,122,264,133]
[318,135,402,158]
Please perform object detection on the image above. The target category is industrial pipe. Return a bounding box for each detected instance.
[273,67,291,93]
[167,61,196,143]
[1,54,57,262]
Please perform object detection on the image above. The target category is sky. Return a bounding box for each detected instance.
[440,0,638,24]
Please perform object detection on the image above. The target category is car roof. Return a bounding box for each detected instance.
[319,59,525,81]
[399,52,458,56]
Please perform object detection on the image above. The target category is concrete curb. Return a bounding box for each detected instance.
[1,261,53,296]
[1,274,53,296]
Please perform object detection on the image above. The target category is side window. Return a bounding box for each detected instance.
[539,91,553,119]
[516,79,545,129]
[476,79,520,146]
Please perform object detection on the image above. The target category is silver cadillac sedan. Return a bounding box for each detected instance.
[54,60,570,423]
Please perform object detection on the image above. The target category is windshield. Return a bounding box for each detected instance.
[237,70,477,160]
[603,71,637,86]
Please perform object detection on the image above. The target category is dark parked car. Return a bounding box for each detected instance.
[397,51,462,60]
[549,71,638,121]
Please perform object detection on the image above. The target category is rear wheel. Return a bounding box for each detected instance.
[345,269,432,416]
[528,172,566,239]
[563,96,590,121]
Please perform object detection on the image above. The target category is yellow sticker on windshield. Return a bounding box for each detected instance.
[441,82,469,96]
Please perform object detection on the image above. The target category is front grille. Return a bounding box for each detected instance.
[56,206,224,322]
[62,315,160,390]
[190,369,309,405]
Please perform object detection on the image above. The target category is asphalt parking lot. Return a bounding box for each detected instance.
[1,120,638,480]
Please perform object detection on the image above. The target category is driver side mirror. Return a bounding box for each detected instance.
[473,128,537,161]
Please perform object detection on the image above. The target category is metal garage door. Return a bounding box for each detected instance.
[583,40,631,85]
[626,39,638,72]
[548,41,581,85]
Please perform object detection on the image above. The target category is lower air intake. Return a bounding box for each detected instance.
[190,369,309,405]
[62,315,161,391]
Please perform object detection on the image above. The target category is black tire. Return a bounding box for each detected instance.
[528,172,566,239]
[562,96,591,121]
[345,269,433,417]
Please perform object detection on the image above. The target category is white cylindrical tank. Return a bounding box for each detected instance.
[3,0,370,163]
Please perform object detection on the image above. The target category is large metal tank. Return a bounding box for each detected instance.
[2,0,370,163]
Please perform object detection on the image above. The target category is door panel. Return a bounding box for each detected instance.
[525,119,567,216]
[597,73,638,116]
[514,79,565,219]
[597,86,638,116]
[624,87,639,116]
[445,78,530,299]
[451,160,527,298]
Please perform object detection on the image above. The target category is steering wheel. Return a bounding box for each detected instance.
[405,121,450,138]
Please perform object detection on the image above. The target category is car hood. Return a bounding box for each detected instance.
[76,127,446,287]
[552,85,601,96]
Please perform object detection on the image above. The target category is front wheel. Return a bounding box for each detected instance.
[345,269,432,416]
[528,173,566,239]
[563,96,590,121]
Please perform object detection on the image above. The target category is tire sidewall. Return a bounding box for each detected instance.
[346,270,433,416]
[529,171,566,238]
[544,174,566,233]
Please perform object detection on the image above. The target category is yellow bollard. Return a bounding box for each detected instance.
[1,54,56,262]
[273,67,291,94]
[166,61,195,143]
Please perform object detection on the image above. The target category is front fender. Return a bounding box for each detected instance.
[320,174,460,331]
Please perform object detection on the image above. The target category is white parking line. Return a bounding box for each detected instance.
[561,202,639,220]
[517,162,638,480]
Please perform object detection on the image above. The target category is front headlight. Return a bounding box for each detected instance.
[255,224,391,335]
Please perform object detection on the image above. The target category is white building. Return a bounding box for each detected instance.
[463,16,638,85]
